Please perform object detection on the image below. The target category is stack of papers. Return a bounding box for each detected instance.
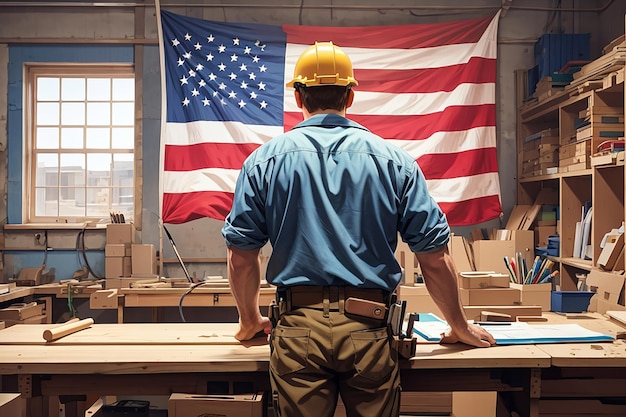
[412,313,614,345]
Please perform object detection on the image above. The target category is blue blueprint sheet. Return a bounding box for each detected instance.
[412,313,615,345]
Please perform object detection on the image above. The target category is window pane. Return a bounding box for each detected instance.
[37,77,59,101]
[112,102,134,125]
[36,103,59,125]
[35,154,58,186]
[61,127,83,149]
[112,78,134,101]
[36,127,59,149]
[60,153,86,176]
[59,188,86,216]
[87,102,110,125]
[61,78,85,101]
[86,193,111,217]
[87,78,111,101]
[112,154,133,185]
[61,102,85,125]
[87,153,111,187]
[111,127,134,149]
[35,188,58,216]
[86,128,110,149]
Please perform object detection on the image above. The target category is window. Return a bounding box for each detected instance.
[25,64,135,223]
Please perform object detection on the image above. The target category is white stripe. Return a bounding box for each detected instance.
[426,172,501,203]
[389,127,496,158]
[285,37,495,74]
[164,120,283,145]
[163,168,239,194]
[284,83,494,115]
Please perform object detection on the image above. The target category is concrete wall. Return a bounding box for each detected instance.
[0,0,625,282]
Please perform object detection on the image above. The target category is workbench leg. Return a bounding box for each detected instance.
[495,368,541,417]
[58,395,87,417]
[117,298,124,323]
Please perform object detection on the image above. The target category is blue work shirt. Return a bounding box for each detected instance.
[222,113,450,292]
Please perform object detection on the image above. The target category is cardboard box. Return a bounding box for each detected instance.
[105,256,132,278]
[0,394,23,416]
[105,243,131,257]
[534,226,557,247]
[471,230,534,275]
[463,305,542,321]
[510,282,552,311]
[397,285,442,317]
[597,233,624,271]
[131,244,158,275]
[106,223,137,244]
[168,393,263,417]
[458,272,510,289]
[459,288,520,306]
[585,269,625,305]
[395,239,420,284]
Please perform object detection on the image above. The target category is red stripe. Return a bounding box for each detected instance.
[164,142,260,171]
[284,104,495,140]
[283,14,495,48]
[162,191,233,223]
[418,148,498,180]
[438,194,502,226]
[354,57,496,94]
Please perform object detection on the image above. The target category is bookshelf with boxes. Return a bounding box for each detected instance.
[517,37,625,304]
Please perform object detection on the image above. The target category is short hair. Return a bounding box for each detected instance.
[295,84,351,113]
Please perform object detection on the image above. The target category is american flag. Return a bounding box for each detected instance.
[159,10,502,226]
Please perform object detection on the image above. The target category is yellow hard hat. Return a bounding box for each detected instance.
[286,41,358,88]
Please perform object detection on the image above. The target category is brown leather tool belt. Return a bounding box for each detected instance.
[277,285,390,319]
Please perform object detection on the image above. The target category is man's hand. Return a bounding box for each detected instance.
[440,322,496,347]
[234,315,272,341]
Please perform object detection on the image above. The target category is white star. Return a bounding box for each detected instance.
[172,38,180,46]
[218,44,226,53]
[258,82,266,90]
[177,58,184,67]
[218,63,226,71]
[230,54,238,62]
[260,100,268,109]
[250,91,258,99]
[194,42,202,50]
[260,44,266,51]
[183,51,192,60]
[199,79,207,87]
[240,81,249,89]
[238,100,246,108]
[188,69,196,77]
[191,88,200,96]
[182,97,190,106]
[207,34,214,43]
[229,72,237,80]
[180,76,189,85]
[212,91,218,97]
[259,65,267,72]
[219,82,227,90]
[239,63,248,71]
[202,97,211,106]
[209,73,217,81]
[184,33,192,41]
[228,90,237,99]
[252,55,260,63]
[220,97,227,105]
[206,53,214,61]
[244,46,252,55]
[196,63,204,71]
[248,72,257,80]
[255,40,261,46]
[233,38,240,45]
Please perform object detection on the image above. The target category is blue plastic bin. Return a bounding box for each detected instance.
[550,291,594,313]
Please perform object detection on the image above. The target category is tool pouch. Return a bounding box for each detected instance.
[344,297,388,319]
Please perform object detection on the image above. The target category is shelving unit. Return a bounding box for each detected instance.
[517,47,625,291]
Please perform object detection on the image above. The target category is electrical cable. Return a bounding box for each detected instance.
[178,280,214,323]
[75,228,104,280]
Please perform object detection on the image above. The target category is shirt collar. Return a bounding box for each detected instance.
[292,113,370,132]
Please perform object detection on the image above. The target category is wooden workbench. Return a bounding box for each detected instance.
[0,314,626,417]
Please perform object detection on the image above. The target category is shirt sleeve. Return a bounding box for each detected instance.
[221,161,269,250]
[397,162,451,253]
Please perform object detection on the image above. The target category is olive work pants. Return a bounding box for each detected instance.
[269,306,401,417]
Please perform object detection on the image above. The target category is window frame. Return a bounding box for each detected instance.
[24,63,136,224]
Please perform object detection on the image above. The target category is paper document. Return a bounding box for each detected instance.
[412,313,614,345]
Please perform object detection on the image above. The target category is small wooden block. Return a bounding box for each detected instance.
[480,311,512,322]
[516,315,548,322]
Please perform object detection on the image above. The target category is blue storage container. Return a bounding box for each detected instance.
[534,33,591,79]
[550,291,594,313]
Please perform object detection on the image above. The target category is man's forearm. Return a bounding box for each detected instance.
[227,246,262,324]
